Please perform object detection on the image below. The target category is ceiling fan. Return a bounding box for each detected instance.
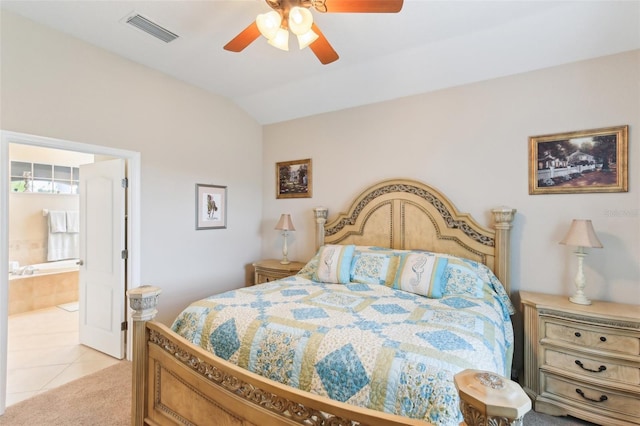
[223,0,404,65]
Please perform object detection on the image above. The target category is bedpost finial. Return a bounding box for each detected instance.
[313,207,328,223]
[127,285,162,321]
[492,207,516,229]
[313,207,328,251]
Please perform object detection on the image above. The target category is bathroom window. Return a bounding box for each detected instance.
[10,161,31,192]
[32,163,53,193]
[53,166,76,194]
[10,161,80,194]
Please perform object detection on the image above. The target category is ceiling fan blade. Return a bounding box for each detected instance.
[309,23,339,65]
[223,21,261,52]
[314,0,403,13]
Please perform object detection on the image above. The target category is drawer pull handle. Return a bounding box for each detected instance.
[600,336,607,342]
[574,332,581,337]
[575,360,606,373]
[576,388,608,403]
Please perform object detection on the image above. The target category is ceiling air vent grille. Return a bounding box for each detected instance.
[126,14,179,43]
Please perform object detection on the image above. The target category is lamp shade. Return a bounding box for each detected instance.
[256,11,282,40]
[288,7,314,35]
[559,219,603,248]
[268,27,290,51]
[275,214,295,231]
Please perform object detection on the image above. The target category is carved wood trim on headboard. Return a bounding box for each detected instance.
[313,179,516,293]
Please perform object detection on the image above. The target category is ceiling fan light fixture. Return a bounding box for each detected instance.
[288,7,314,35]
[297,29,319,49]
[256,10,282,40]
[226,0,404,64]
[268,28,290,51]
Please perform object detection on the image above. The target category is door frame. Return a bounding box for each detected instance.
[0,130,141,414]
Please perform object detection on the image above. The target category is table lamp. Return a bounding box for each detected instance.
[275,214,295,264]
[559,219,603,305]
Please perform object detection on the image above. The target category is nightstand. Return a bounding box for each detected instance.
[252,259,306,285]
[520,291,640,426]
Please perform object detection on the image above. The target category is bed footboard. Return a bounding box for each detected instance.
[128,286,429,426]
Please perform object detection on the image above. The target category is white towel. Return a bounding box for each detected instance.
[48,233,79,261]
[47,210,79,261]
[66,211,80,233]
[48,210,66,233]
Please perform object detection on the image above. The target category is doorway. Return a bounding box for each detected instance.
[0,130,141,414]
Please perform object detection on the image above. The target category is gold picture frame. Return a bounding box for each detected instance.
[529,125,628,195]
[276,158,312,199]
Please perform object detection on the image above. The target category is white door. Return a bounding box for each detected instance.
[79,159,126,359]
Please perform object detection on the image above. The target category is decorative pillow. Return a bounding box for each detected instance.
[441,257,485,298]
[350,251,400,286]
[313,244,355,284]
[392,252,449,298]
[296,251,320,280]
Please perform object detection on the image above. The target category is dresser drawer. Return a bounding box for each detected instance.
[544,349,640,385]
[255,270,289,284]
[542,372,640,419]
[253,260,306,285]
[544,320,640,356]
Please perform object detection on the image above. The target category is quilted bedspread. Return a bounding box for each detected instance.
[172,276,513,425]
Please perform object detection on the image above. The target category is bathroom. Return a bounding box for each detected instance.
[4,138,128,408]
[8,144,94,314]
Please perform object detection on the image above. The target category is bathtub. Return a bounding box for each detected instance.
[10,259,80,276]
[8,259,80,315]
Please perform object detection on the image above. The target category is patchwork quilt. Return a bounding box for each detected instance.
[172,272,514,425]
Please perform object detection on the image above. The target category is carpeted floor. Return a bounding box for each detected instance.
[1,361,131,425]
[1,360,599,425]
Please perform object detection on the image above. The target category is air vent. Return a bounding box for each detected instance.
[125,13,179,43]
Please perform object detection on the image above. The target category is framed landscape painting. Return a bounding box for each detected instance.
[276,158,312,199]
[529,125,628,195]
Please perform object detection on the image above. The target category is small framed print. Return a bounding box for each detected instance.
[196,184,227,229]
[529,125,628,195]
[276,158,312,199]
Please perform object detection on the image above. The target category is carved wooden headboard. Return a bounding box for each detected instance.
[313,179,516,293]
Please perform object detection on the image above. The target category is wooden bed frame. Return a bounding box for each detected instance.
[128,178,516,426]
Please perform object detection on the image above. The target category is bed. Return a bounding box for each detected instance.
[128,178,517,426]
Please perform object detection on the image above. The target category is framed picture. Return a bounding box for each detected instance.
[196,184,227,229]
[529,125,628,195]
[276,158,312,199]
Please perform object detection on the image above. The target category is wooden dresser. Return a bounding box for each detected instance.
[252,259,305,285]
[520,291,640,425]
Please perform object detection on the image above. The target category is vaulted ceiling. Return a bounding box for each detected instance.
[2,1,639,124]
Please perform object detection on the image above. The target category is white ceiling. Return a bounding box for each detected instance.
[2,1,639,124]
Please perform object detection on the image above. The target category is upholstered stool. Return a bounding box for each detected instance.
[454,369,531,426]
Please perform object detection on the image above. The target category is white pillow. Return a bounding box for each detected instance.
[313,244,355,284]
[392,252,448,298]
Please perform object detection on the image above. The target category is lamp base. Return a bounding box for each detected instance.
[280,230,290,265]
[569,250,591,305]
[569,294,592,305]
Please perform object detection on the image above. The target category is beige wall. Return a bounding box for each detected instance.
[9,192,78,266]
[263,50,639,307]
[1,11,264,323]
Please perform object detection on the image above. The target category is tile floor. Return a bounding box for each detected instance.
[6,304,120,407]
